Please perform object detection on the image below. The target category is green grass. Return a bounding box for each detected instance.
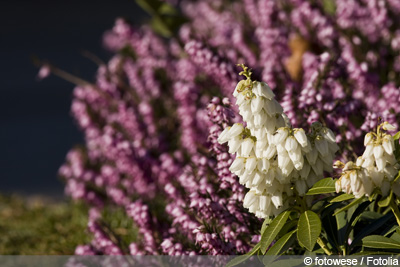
[0,194,90,254]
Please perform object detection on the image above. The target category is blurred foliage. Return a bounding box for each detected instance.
[100,205,139,254]
[136,0,188,37]
[0,194,90,254]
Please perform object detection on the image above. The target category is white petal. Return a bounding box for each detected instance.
[356,156,364,167]
[362,157,374,168]
[285,136,298,151]
[381,180,391,196]
[278,151,290,169]
[315,138,328,156]
[382,122,396,131]
[260,158,270,173]
[384,165,398,180]
[362,144,374,159]
[229,157,245,173]
[294,129,308,147]
[328,141,339,154]
[382,137,394,155]
[217,127,231,144]
[373,145,384,159]
[264,145,277,159]
[228,136,242,154]
[265,115,277,133]
[252,171,264,186]
[282,160,294,176]
[360,170,373,196]
[323,128,336,143]
[368,167,384,186]
[275,115,286,128]
[295,180,307,196]
[245,157,257,173]
[273,128,288,145]
[254,81,275,99]
[364,133,373,146]
[251,97,264,114]
[241,138,255,157]
[239,171,254,185]
[299,162,311,179]
[259,195,270,211]
[376,157,386,171]
[243,191,256,208]
[271,193,283,209]
[306,148,318,165]
[306,171,318,188]
[228,123,244,139]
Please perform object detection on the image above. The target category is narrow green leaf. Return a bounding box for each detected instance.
[265,230,297,256]
[261,218,272,235]
[350,213,393,248]
[306,178,336,195]
[361,211,383,221]
[335,211,347,247]
[384,226,399,237]
[297,211,322,251]
[278,220,298,237]
[330,193,354,203]
[393,131,400,141]
[260,211,291,254]
[321,212,339,251]
[362,235,400,250]
[394,171,400,182]
[391,232,400,243]
[333,197,364,216]
[158,3,178,15]
[378,191,393,207]
[342,201,371,248]
[136,0,161,15]
[225,243,260,267]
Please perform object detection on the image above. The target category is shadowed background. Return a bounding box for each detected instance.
[0,0,147,197]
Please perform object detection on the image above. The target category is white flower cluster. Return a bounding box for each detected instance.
[336,122,400,198]
[218,67,338,218]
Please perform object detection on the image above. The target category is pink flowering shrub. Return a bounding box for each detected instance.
[55,0,400,257]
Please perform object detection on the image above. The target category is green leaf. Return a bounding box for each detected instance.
[391,232,400,243]
[335,211,347,247]
[378,191,393,207]
[321,211,339,251]
[362,235,400,250]
[342,201,371,248]
[350,213,393,248]
[330,194,354,203]
[151,16,173,37]
[136,0,162,15]
[394,171,400,182]
[278,219,298,237]
[393,131,400,141]
[297,211,322,251]
[260,211,291,254]
[158,3,178,15]
[265,230,297,256]
[306,178,336,195]
[333,197,364,216]
[261,218,272,235]
[322,0,336,15]
[225,243,260,267]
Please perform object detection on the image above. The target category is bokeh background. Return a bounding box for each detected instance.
[1,0,147,197]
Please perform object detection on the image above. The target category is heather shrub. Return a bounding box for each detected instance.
[44,0,400,258]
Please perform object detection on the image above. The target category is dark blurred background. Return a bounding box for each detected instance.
[0,0,147,197]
